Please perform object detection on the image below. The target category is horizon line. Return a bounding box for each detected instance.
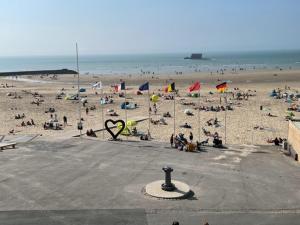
[1,48,300,58]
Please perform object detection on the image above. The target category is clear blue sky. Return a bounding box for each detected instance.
[0,0,299,56]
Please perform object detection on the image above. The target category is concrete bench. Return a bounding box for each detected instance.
[0,142,16,150]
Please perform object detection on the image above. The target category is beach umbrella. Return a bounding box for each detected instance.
[151,94,159,103]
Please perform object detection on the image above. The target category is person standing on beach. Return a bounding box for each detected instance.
[86,107,89,115]
[63,116,67,126]
[170,134,174,147]
[189,132,193,142]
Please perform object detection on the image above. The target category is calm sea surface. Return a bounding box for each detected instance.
[0,50,300,75]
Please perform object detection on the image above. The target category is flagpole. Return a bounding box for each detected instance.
[224,92,227,144]
[198,88,201,142]
[148,82,151,136]
[173,91,176,137]
[101,88,105,139]
[76,43,82,138]
[124,84,127,140]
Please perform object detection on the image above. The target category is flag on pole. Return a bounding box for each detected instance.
[165,82,175,93]
[188,81,200,92]
[115,81,126,92]
[216,82,227,93]
[139,82,149,91]
[92,81,102,89]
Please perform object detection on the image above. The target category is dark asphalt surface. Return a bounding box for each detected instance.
[0,138,299,224]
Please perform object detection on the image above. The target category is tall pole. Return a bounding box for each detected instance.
[173,91,176,136]
[148,83,151,136]
[101,88,105,139]
[124,84,127,139]
[198,89,201,141]
[76,43,82,137]
[224,92,227,144]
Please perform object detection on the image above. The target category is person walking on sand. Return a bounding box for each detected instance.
[170,134,174,147]
[63,116,67,126]
[189,132,193,142]
[86,107,89,115]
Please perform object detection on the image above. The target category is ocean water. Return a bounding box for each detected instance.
[0,50,300,75]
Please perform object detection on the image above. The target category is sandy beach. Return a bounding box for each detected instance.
[1,68,299,145]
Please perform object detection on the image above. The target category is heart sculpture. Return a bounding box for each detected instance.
[105,119,125,140]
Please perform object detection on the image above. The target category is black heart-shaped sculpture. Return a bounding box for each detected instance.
[105,119,125,140]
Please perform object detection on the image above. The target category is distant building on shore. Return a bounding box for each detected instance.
[184,53,203,60]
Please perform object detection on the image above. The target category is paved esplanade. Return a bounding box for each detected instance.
[0,138,299,224]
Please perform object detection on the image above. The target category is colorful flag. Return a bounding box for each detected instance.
[216,82,227,93]
[188,81,200,92]
[92,81,102,89]
[139,82,149,91]
[166,82,175,93]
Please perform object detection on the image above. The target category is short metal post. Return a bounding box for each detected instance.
[162,166,175,191]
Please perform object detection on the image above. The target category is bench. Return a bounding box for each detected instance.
[0,142,16,150]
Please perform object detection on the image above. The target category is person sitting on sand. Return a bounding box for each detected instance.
[132,127,138,136]
[159,117,168,125]
[267,112,277,117]
[180,123,192,129]
[89,129,97,137]
[86,129,91,136]
[206,119,213,126]
[21,121,26,126]
[26,121,32,126]
[202,128,211,136]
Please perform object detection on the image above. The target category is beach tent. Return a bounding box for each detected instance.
[117,121,131,136]
[65,94,78,100]
[120,102,137,109]
[150,95,159,103]
[126,120,137,127]
[184,109,193,114]
[79,88,86,92]
[270,90,277,97]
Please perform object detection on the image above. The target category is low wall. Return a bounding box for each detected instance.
[288,121,300,161]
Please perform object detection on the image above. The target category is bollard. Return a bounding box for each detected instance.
[161,166,175,191]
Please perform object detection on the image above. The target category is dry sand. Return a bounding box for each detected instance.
[0,68,299,145]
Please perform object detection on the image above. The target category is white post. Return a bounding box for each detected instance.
[76,43,82,138]
[101,88,105,139]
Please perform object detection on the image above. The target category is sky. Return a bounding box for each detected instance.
[0,0,300,56]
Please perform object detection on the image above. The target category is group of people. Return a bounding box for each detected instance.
[86,129,97,137]
[206,118,220,127]
[15,113,25,119]
[20,119,35,127]
[267,137,285,146]
[170,132,196,151]
[198,105,233,112]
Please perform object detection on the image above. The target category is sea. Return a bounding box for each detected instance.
[0,50,300,75]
